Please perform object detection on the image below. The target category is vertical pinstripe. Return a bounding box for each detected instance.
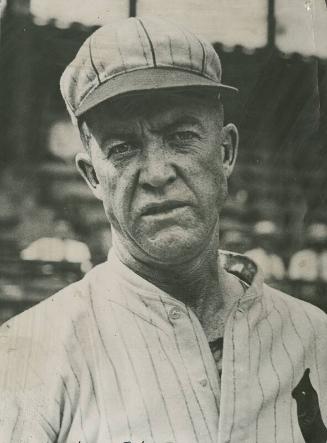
[183,26,207,75]
[68,287,109,441]
[167,34,175,65]
[59,375,74,423]
[21,317,34,392]
[120,282,177,442]
[180,29,194,69]
[227,306,239,442]
[10,409,20,442]
[57,376,76,443]
[193,35,206,74]
[135,21,151,66]
[206,48,217,77]
[88,37,101,85]
[137,294,200,442]
[39,412,57,438]
[156,335,201,442]
[270,299,295,443]
[254,302,266,443]
[71,320,102,443]
[157,294,215,443]
[279,297,307,372]
[109,301,156,442]
[115,29,127,73]
[265,316,282,443]
[245,307,259,441]
[296,300,322,391]
[137,18,157,67]
[62,344,89,443]
[245,308,251,374]
[134,314,177,442]
[187,308,220,411]
[89,294,133,440]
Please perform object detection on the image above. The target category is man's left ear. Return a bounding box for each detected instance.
[220,123,239,178]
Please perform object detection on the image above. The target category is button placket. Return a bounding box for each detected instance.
[174,306,218,394]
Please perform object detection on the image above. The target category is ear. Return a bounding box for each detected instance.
[220,123,239,178]
[75,152,103,201]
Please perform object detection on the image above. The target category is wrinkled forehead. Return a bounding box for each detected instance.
[83,89,222,131]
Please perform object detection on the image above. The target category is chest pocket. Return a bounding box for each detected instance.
[292,368,327,443]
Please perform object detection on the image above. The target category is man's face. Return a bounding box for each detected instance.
[78,92,238,265]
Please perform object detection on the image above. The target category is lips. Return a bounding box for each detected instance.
[141,200,189,217]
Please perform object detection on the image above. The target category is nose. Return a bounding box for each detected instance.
[139,142,176,190]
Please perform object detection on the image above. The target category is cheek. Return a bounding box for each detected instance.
[95,163,135,226]
[213,166,228,203]
[207,147,228,201]
[93,161,118,219]
[191,151,227,206]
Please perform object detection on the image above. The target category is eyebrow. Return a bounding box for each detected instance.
[160,115,205,134]
[98,114,205,144]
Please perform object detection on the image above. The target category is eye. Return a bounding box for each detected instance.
[108,142,137,158]
[168,131,198,144]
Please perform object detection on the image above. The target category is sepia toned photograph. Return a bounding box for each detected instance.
[0,0,327,441]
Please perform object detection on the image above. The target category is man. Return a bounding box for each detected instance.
[1,16,327,443]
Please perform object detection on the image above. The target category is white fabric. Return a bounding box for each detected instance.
[0,250,327,442]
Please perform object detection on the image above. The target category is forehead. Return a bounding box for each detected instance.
[84,91,220,135]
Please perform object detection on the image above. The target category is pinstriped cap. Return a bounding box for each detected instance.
[60,16,238,124]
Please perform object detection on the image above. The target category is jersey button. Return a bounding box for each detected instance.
[169,306,182,320]
[199,379,208,387]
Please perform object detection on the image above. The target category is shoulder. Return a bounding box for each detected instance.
[0,261,113,407]
[263,283,327,335]
[0,282,81,383]
[0,261,110,366]
[1,279,86,341]
[2,260,109,325]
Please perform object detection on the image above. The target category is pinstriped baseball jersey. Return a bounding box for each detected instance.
[0,250,327,443]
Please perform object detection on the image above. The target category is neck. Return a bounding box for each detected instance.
[111,229,243,338]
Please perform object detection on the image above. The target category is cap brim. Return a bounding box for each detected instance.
[76,68,238,117]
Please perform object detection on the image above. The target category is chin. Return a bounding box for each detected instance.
[140,228,207,265]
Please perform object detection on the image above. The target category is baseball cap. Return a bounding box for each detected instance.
[60,16,238,124]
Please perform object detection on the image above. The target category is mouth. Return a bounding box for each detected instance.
[141,200,189,217]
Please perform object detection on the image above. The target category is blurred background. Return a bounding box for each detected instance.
[0,0,327,324]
